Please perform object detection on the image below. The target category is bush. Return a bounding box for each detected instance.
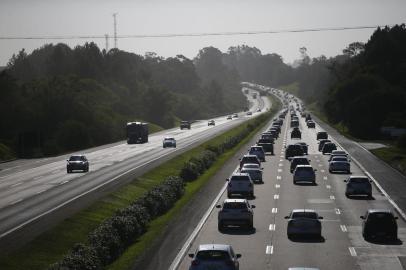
[49,243,102,270]
[397,134,406,149]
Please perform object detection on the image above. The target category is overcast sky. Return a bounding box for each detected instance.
[0,0,405,66]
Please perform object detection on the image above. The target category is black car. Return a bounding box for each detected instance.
[322,142,337,154]
[180,121,191,130]
[291,128,301,139]
[285,144,304,160]
[317,131,328,140]
[66,155,89,173]
[318,139,331,151]
[290,156,310,173]
[261,133,275,142]
[361,209,398,241]
[295,142,308,155]
[306,121,315,128]
[257,138,274,154]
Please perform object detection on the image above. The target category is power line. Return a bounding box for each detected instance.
[0,24,400,40]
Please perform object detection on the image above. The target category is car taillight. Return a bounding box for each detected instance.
[191,260,200,266]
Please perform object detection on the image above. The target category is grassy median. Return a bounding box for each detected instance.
[0,95,280,270]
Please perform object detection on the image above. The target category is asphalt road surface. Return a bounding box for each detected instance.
[0,88,269,251]
[174,98,406,270]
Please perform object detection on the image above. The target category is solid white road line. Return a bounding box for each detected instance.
[348,247,357,256]
[8,199,23,206]
[10,182,23,187]
[266,245,274,254]
[35,189,47,194]
[340,225,348,232]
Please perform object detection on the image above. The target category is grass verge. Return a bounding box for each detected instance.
[0,95,281,270]
[371,147,406,176]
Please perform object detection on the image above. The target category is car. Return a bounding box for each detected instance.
[285,209,323,239]
[271,124,281,134]
[329,156,350,173]
[285,144,304,160]
[217,199,255,230]
[261,133,275,142]
[305,114,312,121]
[66,154,89,173]
[328,150,348,161]
[361,209,398,241]
[316,131,328,140]
[208,120,215,126]
[248,145,266,162]
[180,120,191,130]
[162,137,176,148]
[256,138,274,154]
[318,139,331,151]
[345,176,372,197]
[290,119,299,128]
[306,121,316,128]
[290,156,310,173]
[227,173,254,198]
[293,165,316,184]
[295,142,308,155]
[269,129,279,139]
[227,115,232,120]
[246,111,253,116]
[241,167,263,183]
[322,142,337,154]
[239,154,261,170]
[188,244,241,270]
[291,128,301,139]
[232,113,238,118]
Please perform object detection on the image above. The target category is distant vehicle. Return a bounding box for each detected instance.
[227,115,233,120]
[316,131,328,140]
[180,121,191,130]
[226,173,254,198]
[305,114,312,121]
[239,154,261,170]
[285,209,323,239]
[257,138,274,154]
[126,122,148,144]
[361,210,398,241]
[295,142,308,155]
[241,167,263,183]
[291,128,302,139]
[329,156,350,173]
[257,108,261,112]
[66,154,89,173]
[293,165,316,184]
[290,119,299,128]
[232,113,239,118]
[247,111,252,116]
[290,156,310,173]
[260,133,275,142]
[322,142,337,154]
[217,199,255,230]
[270,124,281,134]
[345,176,372,197]
[328,150,348,161]
[285,144,304,160]
[162,137,176,148]
[208,120,215,126]
[318,139,331,151]
[307,121,316,128]
[248,145,265,162]
[188,244,241,270]
[241,163,262,171]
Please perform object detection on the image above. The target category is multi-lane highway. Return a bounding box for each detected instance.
[173,93,406,270]
[0,88,269,251]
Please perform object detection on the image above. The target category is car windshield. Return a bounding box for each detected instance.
[332,157,347,162]
[242,164,259,169]
[223,202,248,209]
[291,211,318,219]
[69,156,83,161]
[296,167,313,172]
[243,157,258,163]
[350,178,369,183]
[196,250,230,261]
[369,213,394,221]
[231,175,250,181]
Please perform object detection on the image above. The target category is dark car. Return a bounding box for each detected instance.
[66,155,89,173]
[361,209,398,241]
[318,139,331,152]
[239,155,261,170]
[290,156,310,173]
[285,144,304,160]
[257,138,274,154]
[261,133,275,142]
[180,121,191,130]
[322,142,337,154]
[345,176,372,197]
[291,128,301,139]
[295,142,308,155]
[317,131,328,140]
[306,121,315,128]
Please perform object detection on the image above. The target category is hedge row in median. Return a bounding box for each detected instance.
[49,110,273,270]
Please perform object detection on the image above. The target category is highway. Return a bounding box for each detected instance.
[172,92,406,270]
[0,88,269,251]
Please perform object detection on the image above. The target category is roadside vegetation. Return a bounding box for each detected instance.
[0,95,280,270]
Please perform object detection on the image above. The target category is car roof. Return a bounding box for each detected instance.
[198,244,231,252]
[292,209,316,213]
[232,172,250,177]
[223,198,247,204]
[317,131,327,134]
[242,163,260,167]
[296,165,312,168]
[291,156,307,160]
[70,154,85,157]
[349,175,368,179]
[367,209,393,214]
[164,137,175,140]
[243,154,258,158]
[332,150,346,154]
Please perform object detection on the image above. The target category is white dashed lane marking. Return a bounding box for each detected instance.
[275,184,280,189]
[266,245,274,254]
[272,208,278,213]
[340,225,347,232]
[321,169,325,173]
[326,185,331,189]
[269,224,276,231]
[330,195,335,200]
[335,208,341,215]
[276,176,282,180]
[274,194,279,200]
[323,176,328,180]
[349,247,357,256]
[277,169,282,172]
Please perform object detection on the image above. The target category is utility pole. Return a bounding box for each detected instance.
[113,13,118,48]
[105,34,109,51]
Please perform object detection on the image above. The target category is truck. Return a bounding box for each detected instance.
[126,122,148,144]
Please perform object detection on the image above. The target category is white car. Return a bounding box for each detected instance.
[188,244,241,270]
[285,209,323,239]
[162,137,176,148]
[227,173,254,198]
[329,156,350,173]
[345,176,372,197]
[293,165,316,184]
[217,199,255,230]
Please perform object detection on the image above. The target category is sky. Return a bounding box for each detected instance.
[0,0,405,66]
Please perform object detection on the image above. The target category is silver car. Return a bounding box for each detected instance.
[162,137,176,148]
[227,173,254,198]
[217,199,255,230]
[329,156,350,173]
[240,168,263,183]
[345,176,372,197]
[285,209,323,238]
[293,165,316,184]
[188,244,241,270]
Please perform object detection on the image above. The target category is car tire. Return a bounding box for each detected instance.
[248,221,254,230]
[67,169,71,174]
[218,222,224,232]
[345,192,350,197]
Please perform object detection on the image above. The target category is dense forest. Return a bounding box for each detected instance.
[0,44,245,157]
